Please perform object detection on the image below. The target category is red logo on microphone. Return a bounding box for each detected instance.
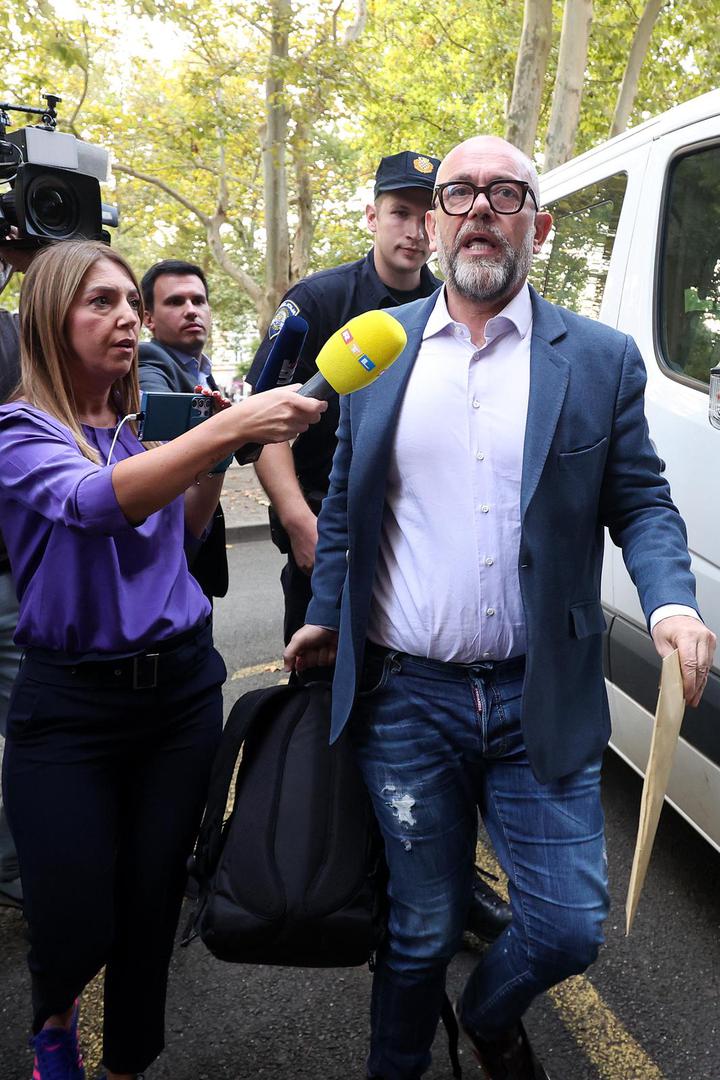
[342,329,353,344]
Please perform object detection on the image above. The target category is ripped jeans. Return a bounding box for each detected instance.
[350,644,609,1080]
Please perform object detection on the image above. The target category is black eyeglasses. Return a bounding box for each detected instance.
[432,179,538,216]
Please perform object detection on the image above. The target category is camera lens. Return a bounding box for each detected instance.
[26,175,79,237]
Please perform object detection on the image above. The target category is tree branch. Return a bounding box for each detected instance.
[113,163,212,226]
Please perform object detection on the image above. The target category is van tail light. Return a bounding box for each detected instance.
[710,367,720,430]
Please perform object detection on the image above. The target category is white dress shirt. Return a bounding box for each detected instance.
[367,285,532,662]
[366,285,697,661]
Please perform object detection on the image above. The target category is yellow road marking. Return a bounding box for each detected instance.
[474,836,665,1079]
[230,660,284,681]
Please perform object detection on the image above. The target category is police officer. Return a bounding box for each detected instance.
[248,151,511,943]
[248,151,441,643]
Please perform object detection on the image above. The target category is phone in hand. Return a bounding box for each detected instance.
[137,391,213,440]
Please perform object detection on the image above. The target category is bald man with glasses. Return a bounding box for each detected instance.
[285,136,715,1080]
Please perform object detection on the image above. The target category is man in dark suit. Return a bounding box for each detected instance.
[285,136,716,1079]
[139,260,227,601]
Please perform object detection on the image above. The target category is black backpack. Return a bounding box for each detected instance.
[186,680,387,967]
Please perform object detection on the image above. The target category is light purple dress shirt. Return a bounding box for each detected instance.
[0,402,210,656]
[367,285,533,662]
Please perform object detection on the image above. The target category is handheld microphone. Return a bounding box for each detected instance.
[235,314,310,465]
[253,314,309,392]
[297,310,408,399]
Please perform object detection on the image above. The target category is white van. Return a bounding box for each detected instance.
[532,89,720,849]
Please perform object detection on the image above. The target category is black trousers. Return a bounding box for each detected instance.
[280,549,314,645]
[2,622,225,1074]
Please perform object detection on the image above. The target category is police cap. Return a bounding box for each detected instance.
[374,151,440,199]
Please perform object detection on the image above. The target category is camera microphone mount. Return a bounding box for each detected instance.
[0,93,61,140]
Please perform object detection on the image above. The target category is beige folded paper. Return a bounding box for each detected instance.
[625,649,685,934]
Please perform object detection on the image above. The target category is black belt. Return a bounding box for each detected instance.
[23,617,212,690]
[365,639,525,675]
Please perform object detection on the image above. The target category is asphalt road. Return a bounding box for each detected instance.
[2,538,720,1079]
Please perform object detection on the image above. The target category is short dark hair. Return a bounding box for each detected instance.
[141,260,209,311]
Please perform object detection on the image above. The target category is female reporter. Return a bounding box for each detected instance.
[0,240,325,1080]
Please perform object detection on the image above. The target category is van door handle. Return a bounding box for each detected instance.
[649,439,666,472]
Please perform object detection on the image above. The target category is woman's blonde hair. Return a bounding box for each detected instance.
[18,240,143,463]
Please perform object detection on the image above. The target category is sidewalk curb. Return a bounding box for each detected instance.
[225,522,271,544]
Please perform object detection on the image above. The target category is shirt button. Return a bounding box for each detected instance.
[483,651,491,659]
[485,556,494,566]
[486,608,495,617]
[472,399,481,409]
[480,504,490,513]
[476,451,485,461]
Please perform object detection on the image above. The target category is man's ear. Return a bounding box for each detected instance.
[365,202,378,235]
[425,209,438,254]
[143,309,155,333]
[533,211,553,254]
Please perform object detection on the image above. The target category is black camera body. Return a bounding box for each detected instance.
[0,94,117,247]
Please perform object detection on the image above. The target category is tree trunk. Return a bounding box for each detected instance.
[262,0,291,327]
[544,0,594,171]
[610,0,667,138]
[289,120,314,284]
[505,0,553,156]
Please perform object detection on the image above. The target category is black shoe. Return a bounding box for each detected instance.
[455,1004,550,1079]
[465,866,512,943]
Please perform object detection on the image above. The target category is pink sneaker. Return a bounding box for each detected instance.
[31,1000,85,1080]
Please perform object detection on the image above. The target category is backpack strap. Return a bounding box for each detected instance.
[190,684,293,880]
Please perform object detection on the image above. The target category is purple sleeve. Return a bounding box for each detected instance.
[0,404,135,535]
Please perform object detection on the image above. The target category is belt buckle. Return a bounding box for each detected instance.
[132,652,159,690]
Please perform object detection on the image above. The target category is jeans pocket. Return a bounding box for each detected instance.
[357,650,400,698]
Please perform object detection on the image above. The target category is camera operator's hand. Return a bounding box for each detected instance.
[231,385,327,445]
[0,227,38,274]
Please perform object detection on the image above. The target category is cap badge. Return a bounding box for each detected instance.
[413,156,434,174]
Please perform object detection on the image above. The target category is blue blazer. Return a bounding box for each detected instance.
[138,339,219,395]
[306,287,698,782]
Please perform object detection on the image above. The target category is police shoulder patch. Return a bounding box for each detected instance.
[269,299,301,339]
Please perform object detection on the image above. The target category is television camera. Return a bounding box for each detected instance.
[0,93,118,249]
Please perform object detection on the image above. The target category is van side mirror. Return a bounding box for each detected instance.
[710,366,720,430]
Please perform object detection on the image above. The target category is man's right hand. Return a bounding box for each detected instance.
[284,624,338,672]
[286,506,318,576]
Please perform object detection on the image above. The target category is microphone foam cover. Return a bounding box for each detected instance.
[315,310,407,395]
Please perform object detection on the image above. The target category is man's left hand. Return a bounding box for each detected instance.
[651,615,716,707]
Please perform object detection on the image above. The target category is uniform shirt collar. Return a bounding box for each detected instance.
[423,282,533,342]
[362,249,441,307]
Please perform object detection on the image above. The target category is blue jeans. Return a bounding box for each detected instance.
[351,646,609,1080]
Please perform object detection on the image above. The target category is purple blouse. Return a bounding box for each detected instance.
[0,402,210,656]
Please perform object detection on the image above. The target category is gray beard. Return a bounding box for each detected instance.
[435,222,534,304]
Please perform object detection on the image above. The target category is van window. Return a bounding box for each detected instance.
[531,173,628,319]
[659,145,720,387]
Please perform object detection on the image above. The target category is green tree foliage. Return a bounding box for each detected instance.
[3,0,720,347]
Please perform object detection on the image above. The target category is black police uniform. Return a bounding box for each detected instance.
[247,250,440,642]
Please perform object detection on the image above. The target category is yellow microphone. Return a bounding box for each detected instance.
[297,310,407,399]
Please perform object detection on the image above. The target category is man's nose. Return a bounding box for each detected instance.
[468,190,494,219]
[406,217,427,241]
